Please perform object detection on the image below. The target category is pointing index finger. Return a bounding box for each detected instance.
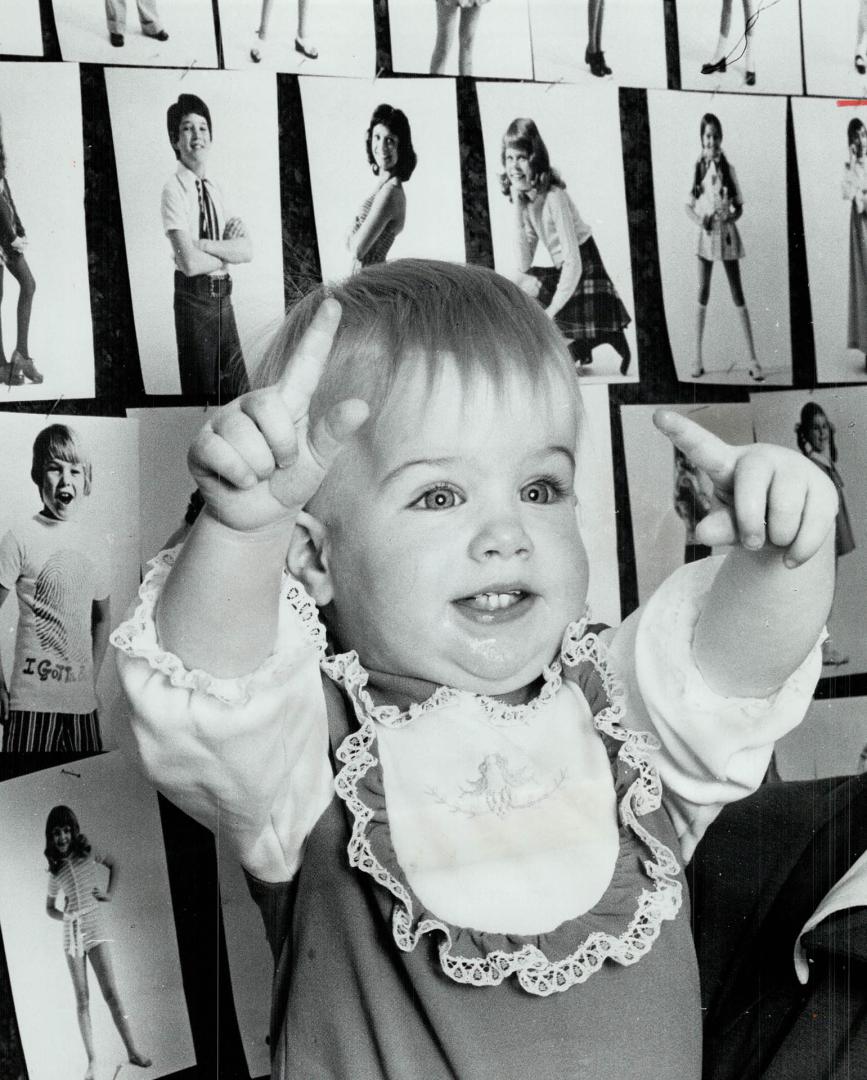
[277,297,342,417]
[653,408,736,482]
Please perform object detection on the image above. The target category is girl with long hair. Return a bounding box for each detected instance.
[500,117,632,374]
[346,104,417,273]
[0,115,40,386]
[686,113,763,381]
[842,117,867,371]
[795,402,856,666]
[44,806,151,1079]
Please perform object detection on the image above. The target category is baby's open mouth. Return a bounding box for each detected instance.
[57,492,74,504]
[456,590,528,612]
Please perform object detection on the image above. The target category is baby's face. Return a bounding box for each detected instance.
[317,359,587,696]
[40,457,87,521]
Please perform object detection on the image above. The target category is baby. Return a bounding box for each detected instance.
[114,260,834,1079]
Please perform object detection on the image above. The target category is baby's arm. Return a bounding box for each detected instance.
[654,411,836,698]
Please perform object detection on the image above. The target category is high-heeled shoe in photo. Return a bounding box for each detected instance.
[701,56,726,75]
[10,350,43,384]
[856,54,867,74]
[590,51,612,77]
[295,37,319,59]
[748,364,765,383]
[744,70,756,86]
[250,30,265,62]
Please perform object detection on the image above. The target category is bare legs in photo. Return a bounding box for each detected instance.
[0,255,41,386]
[702,0,756,84]
[856,0,867,72]
[695,257,763,380]
[251,0,317,63]
[430,3,483,76]
[586,0,612,77]
[66,944,151,1079]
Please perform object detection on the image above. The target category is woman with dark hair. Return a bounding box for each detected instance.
[843,118,867,369]
[0,115,40,386]
[700,0,756,86]
[44,806,151,1079]
[500,117,632,374]
[686,113,762,381]
[346,104,417,273]
[795,402,855,667]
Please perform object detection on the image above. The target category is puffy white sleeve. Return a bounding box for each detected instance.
[605,557,823,863]
[110,548,333,884]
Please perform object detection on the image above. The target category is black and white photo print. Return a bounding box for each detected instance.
[620,402,754,604]
[0,753,194,1080]
[751,388,867,674]
[528,0,667,88]
[675,0,804,96]
[477,80,638,384]
[106,68,285,398]
[792,96,867,384]
[648,90,792,385]
[218,0,376,75]
[0,62,94,401]
[301,76,466,281]
[802,0,867,97]
[52,0,219,68]
[0,0,43,56]
[0,413,139,752]
[388,0,533,79]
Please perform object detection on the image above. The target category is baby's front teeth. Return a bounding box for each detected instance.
[471,591,522,611]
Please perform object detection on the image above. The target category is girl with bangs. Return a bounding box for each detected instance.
[500,117,632,375]
[44,805,151,1079]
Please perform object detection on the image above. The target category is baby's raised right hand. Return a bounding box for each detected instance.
[188,299,369,533]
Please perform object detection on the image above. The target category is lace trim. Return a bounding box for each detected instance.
[332,621,683,996]
[110,547,312,707]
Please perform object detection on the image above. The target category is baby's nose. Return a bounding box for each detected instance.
[469,514,533,561]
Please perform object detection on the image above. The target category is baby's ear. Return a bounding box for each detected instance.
[287,511,333,606]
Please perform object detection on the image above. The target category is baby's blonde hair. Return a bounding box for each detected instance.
[254,259,582,430]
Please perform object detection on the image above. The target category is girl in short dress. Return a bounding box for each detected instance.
[796,402,856,666]
[500,117,632,374]
[842,117,867,370]
[430,0,488,76]
[0,114,40,386]
[44,806,151,1080]
[346,104,416,273]
[686,113,763,381]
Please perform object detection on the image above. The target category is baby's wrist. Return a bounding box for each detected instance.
[200,504,294,545]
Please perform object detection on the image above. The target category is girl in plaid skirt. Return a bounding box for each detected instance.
[500,117,632,375]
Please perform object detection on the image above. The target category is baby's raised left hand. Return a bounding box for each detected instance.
[654,409,838,566]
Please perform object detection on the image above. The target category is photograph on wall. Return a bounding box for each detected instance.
[106,67,286,399]
[793,95,867,385]
[802,0,867,97]
[528,0,667,88]
[52,0,219,68]
[477,80,638,384]
[0,413,139,753]
[775,694,867,780]
[0,0,43,56]
[301,76,466,282]
[751,388,867,674]
[218,0,376,76]
[388,0,533,79]
[675,0,804,96]
[0,752,194,1080]
[127,406,213,568]
[620,402,754,606]
[648,89,792,385]
[0,62,94,401]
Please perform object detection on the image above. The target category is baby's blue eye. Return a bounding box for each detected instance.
[521,479,566,504]
[413,486,463,511]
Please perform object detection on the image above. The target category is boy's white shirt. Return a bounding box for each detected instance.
[113,552,822,907]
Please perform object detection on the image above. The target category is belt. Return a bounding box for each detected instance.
[175,271,233,299]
